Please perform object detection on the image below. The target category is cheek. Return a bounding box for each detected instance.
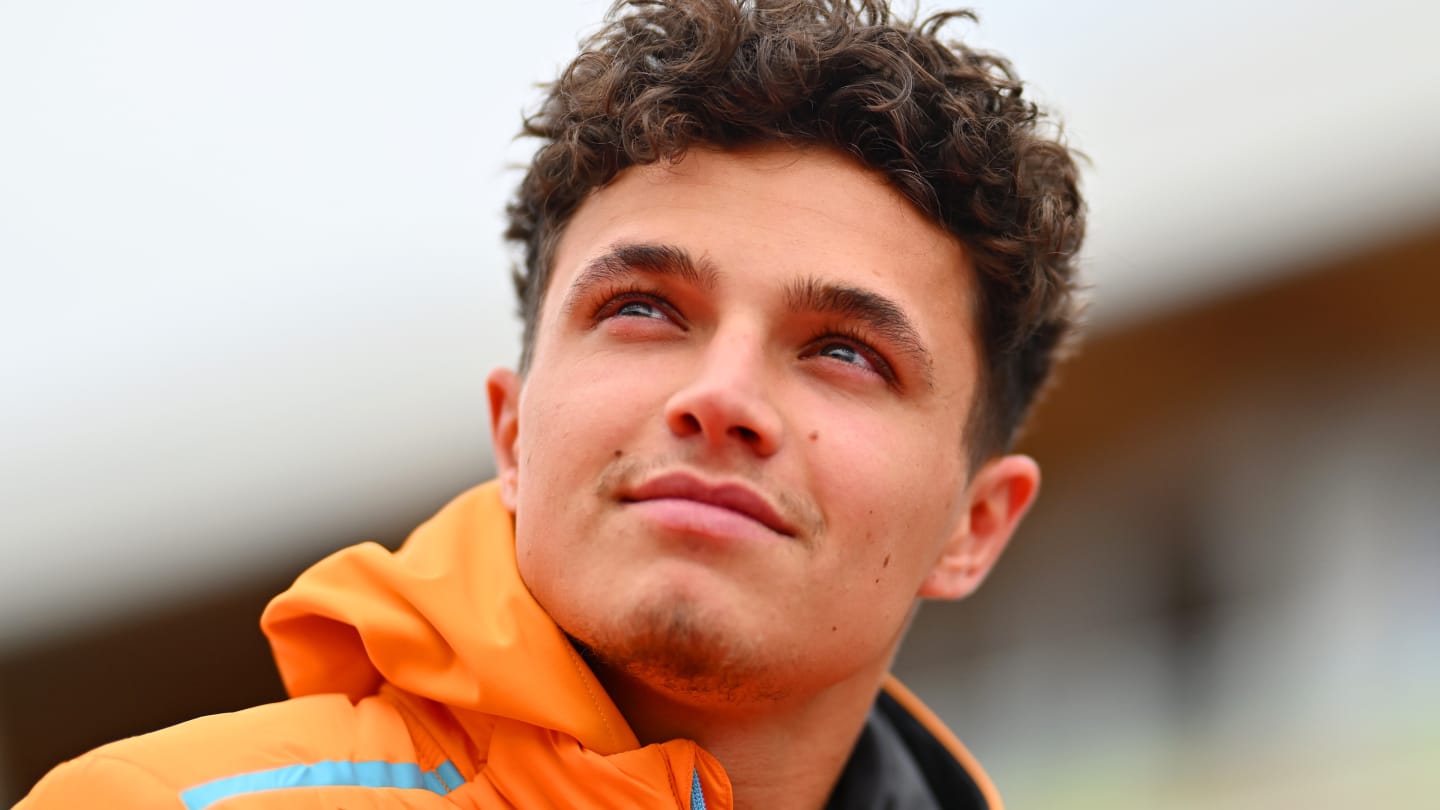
[512,379,605,540]
[807,413,964,565]
[808,410,961,508]
[511,361,674,549]
[521,368,642,462]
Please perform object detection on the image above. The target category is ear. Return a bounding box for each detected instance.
[918,454,1040,600]
[486,367,522,514]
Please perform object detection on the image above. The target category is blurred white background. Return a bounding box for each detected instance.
[3,1,1438,805]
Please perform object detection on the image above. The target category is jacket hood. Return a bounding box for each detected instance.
[260,481,640,756]
[259,481,998,809]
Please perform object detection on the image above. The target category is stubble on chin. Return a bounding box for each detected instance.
[570,594,791,704]
[564,454,816,703]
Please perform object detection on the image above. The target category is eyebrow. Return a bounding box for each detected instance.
[561,242,719,317]
[561,241,935,389]
[784,276,936,390]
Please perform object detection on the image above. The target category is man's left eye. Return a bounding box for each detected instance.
[816,342,871,369]
[803,334,897,385]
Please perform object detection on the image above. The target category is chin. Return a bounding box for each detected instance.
[570,590,793,703]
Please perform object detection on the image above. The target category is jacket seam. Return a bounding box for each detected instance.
[381,686,463,779]
[563,642,621,750]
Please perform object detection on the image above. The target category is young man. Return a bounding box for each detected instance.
[22,1,1082,807]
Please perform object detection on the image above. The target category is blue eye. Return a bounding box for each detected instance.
[614,299,667,319]
[816,342,870,369]
[592,287,686,329]
[803,330,897,385]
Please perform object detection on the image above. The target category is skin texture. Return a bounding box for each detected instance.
[488,143,1040,809]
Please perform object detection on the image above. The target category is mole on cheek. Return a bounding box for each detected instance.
[808,430,819,441]
[882,553,891,568]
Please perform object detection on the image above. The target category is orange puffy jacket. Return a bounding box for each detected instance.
[20,481,1002,809]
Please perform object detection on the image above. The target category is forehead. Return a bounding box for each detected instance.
[553,145,965,286]
[545,145,978,377]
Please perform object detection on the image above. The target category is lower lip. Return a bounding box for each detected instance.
[626,498,785,544]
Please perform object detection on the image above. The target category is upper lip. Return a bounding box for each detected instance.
[622,471,797,537]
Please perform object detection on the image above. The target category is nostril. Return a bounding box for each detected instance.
[665,386,779,455]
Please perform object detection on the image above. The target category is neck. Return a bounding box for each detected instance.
[595,664,886,810]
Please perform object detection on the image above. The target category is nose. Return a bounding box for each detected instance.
[663,331,784,458]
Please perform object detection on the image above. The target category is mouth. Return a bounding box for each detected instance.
[620,471,798,538]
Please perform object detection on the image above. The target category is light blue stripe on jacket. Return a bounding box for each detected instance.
[179,759,464,809]
[691,768,706,810]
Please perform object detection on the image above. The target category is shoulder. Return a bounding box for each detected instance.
[18,693,421,809]
[875,678,1004,810]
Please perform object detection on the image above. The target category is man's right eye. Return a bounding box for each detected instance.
[592,288,686,329]
[613,298,667,319]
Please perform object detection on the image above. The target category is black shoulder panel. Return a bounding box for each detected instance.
[873,690,989,810]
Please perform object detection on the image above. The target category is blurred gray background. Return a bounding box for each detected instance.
[3,1,1438,805]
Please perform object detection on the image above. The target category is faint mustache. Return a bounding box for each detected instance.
[597,454,826,543]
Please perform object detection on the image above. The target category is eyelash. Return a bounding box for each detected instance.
[591,285,898,386]
[591,283,684,326]
[805,323,899,386]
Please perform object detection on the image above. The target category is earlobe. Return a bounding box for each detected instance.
[486,367,523,513]
[918,454,1041,600]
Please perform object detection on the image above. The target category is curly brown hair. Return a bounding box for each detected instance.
[505,0,1084,467]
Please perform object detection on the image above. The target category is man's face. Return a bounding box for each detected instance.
[492,144,1008,698]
